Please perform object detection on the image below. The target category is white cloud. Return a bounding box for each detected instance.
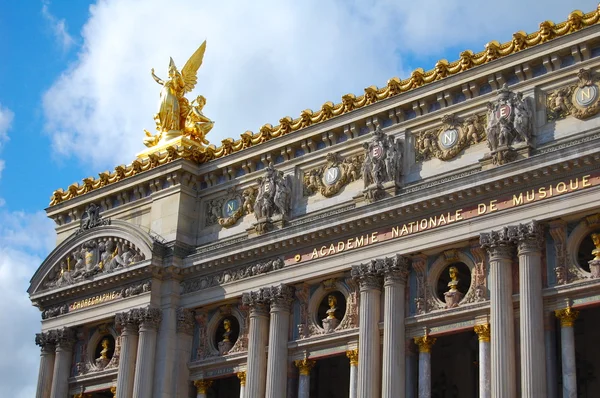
[43,0,595,170]
[0,104,13,150]
[0,210,55,398]
[41,0,75,52]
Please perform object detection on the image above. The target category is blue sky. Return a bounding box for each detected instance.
[0,1,597,396]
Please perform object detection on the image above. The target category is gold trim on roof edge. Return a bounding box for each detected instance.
[49,6,599,207]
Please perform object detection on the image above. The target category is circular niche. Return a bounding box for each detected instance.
[214,316,239,354]
[94,335,115,361]
[317,291,347,328]
[577,231,599,273]
[436,262,471,302]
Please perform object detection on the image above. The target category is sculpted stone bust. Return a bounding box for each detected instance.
[444,266,464,308]
[218,319,234,355]
[322,294,340,333]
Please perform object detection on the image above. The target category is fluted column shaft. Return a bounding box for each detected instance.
[516,226,547,397]
[265,285,294,398]
[295,358,316,398]
[556,307,579,398]
[475,325,491,398]
[243,294,270,398]
[35,332,55,398]
[49,328,74,398]
[133,307,161,398]
[354,272,382,398]
[116,311,140,398]
[414,335,436,398]
[347,350,358,398]
[481,231,516,398]
[381,256,409,398]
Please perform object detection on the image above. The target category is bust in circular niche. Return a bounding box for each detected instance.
[322,295,340,333]
[94,337,113,369]
[218,319,233,355]
[444,266,464,308]
[589,233,600,278]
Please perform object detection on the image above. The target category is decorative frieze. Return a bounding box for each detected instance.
[303,152,363,197]
[415,113,485,162]
[547,68,600,121]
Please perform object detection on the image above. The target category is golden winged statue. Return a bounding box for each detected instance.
[143,41,214,147]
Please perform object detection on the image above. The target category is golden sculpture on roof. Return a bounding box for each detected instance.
[143,41,214,148]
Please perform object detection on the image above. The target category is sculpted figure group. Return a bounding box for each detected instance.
[254,164,291,219]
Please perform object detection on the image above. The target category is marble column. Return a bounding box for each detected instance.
[346,349,358,398]
[555,307,579,398]
[480,229,517,398]
[35,331,56,398]
[514,221,547,397]
[381,255,409,398]
[175,308,196,398]
[194,380,212,398]
[237,372,246,398]
[351,260,383,398]
[545,312,559,398]
[474,324,491,398]
[242,288,271,398]
[115,309,140,398]
[405,340,418,398]
[132,307,162,398]
[49,327,75,398]
[295,357,316,398]
[414,335,436,398]
[265,284,294,398]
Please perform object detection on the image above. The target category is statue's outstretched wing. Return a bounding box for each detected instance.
[181,41,206,93]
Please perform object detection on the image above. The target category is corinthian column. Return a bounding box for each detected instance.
[381,254,409,398]
[474,324,491,398]
[513,221,547,397]
[414,334,436,398]
[237,372,246,398]
[480,228,516,398]
[295,357,316,398]
[351,259,383,398]
[242,288,271,398]
[265,284,294,398]
[35,331,56,398]
[555,307,579,398]
[346,349,358,398]
[115,309,140,398]
[194,380,213,398]
[49,327,75,398]
[132,307,162,398]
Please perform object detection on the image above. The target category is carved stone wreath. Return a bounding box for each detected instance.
[303,152,363,197]
[547,68,600,121]
[415,113,486,162]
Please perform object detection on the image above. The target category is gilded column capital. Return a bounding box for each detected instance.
[237,371,247,386]
[555,307,579,328]
[35,330,57,352]
[194,380,213,394]
[474,324,491,342]
[351,259,383,291]
[137,306,162,331]
[414,335,437,353]
[176,307,195,335]
[480,226,516,260]
[110,386,116,398]
[54,327,76,350]
[346,349,359,366]
[381,254,410,285]
[512,220,543,254]
[294,357,317,376]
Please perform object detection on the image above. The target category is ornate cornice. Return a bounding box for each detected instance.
[48,6,600,207]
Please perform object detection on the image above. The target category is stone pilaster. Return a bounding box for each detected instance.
[480,228,517,398]
[242,288,271,398]
[175,307,196,398]
[346,349,358,398]
[115,309,140,398]
[265,284,294,398]
[555,307,579,398]
[132,307,162,398]
[35,331,56,398]
[351,260,383,398]
[194,380,213,398]
[474,324,491,398]
[414,335,436,398]
[49,327,75,398]
[513,221,547,397]
[381,254,409,398]
[237,371,246,398]
[295,357,316,398]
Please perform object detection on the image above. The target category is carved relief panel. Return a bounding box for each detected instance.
[547,68,600,121]
[303,152,364,197]
[205,186,256,228]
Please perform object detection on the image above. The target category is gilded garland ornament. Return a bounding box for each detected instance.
[547,68,600,121]
[415,113,486,162]
[303,152,363,197]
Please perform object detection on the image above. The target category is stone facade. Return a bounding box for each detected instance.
[28,9,600,398]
